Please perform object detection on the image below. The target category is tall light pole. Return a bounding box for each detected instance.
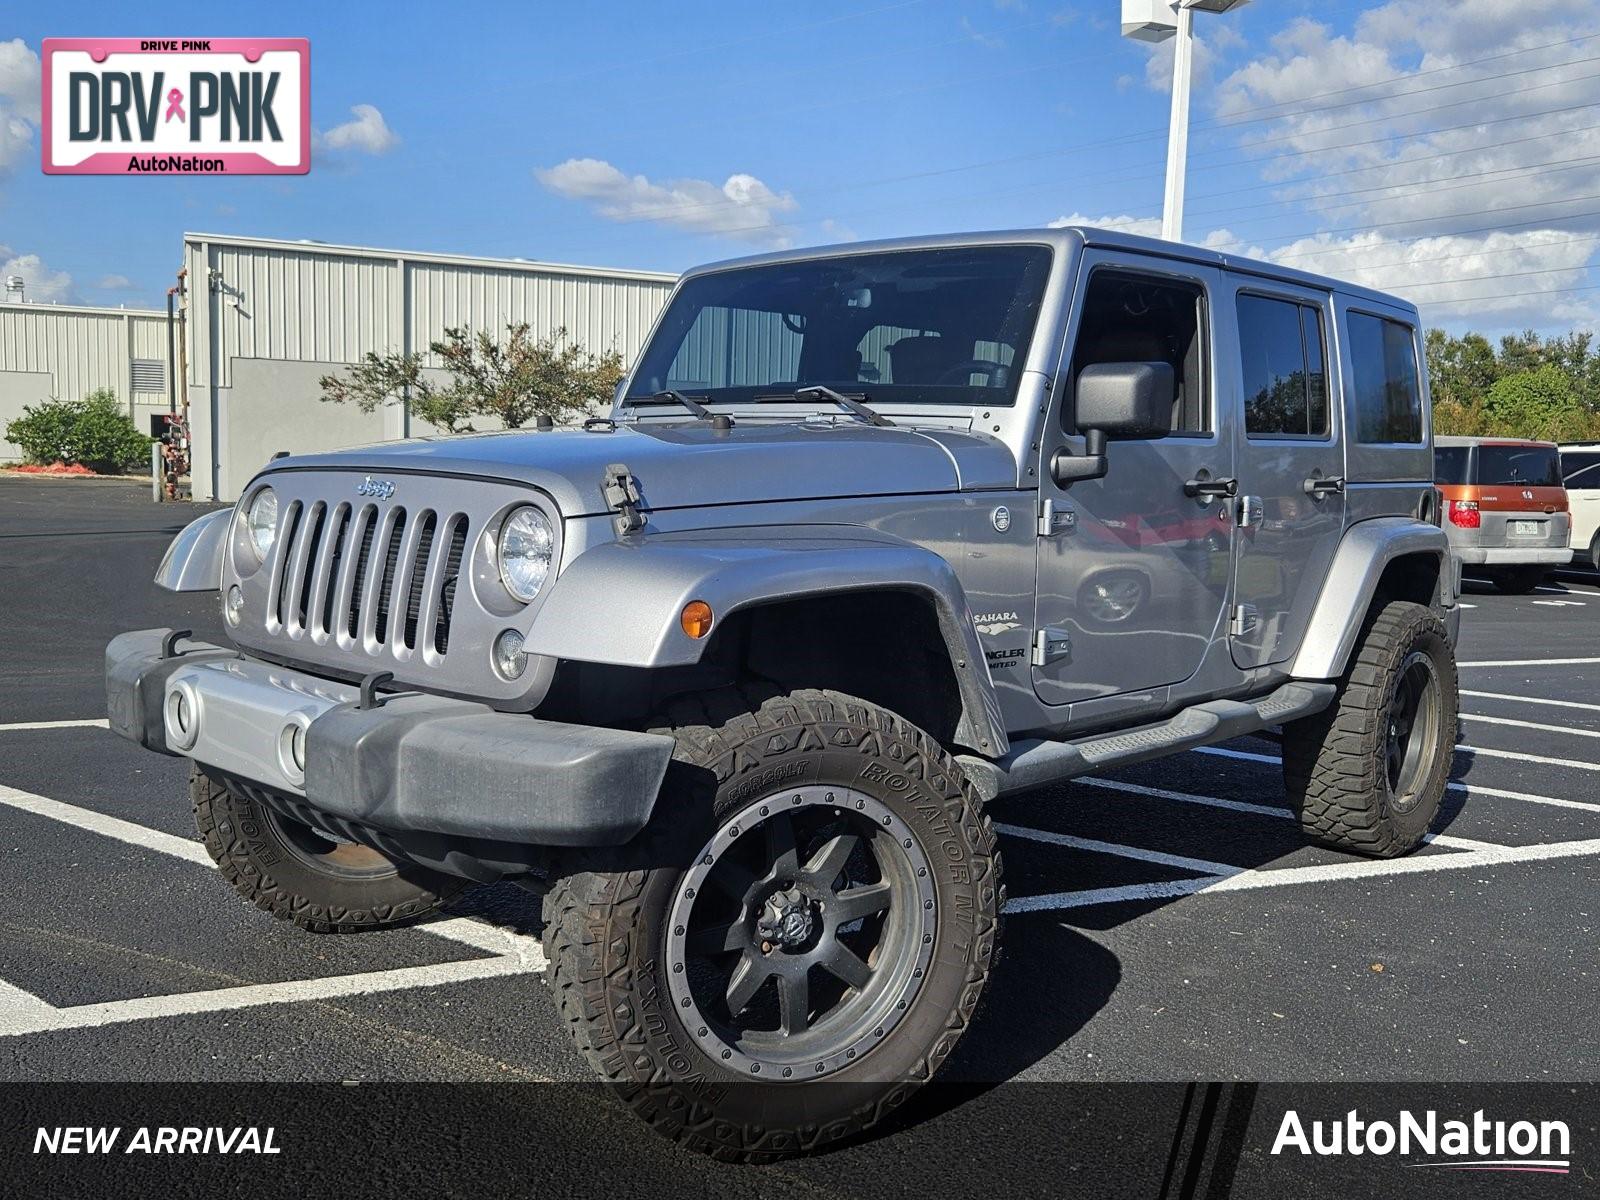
[1122,0,1251,243]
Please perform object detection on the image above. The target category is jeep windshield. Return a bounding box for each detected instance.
[626,245,1054,410]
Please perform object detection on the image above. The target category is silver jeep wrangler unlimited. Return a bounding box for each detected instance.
[107,228,1460,1157]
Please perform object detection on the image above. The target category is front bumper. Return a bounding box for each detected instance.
[106,629,675,877]
[1453,546,1574,566]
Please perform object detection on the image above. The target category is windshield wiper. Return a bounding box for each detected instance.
[626,390,733,429]
[775,385,894,427]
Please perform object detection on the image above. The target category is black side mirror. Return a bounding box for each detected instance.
[1051,361,1175,485]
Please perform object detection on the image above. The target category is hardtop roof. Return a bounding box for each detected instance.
[683,226,1420,317]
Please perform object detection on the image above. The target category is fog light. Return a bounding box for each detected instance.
[680,600,714,639]
[224,584,245,626]
[493,629,529,680]
[277,714,311,786]
[165,682,200,750]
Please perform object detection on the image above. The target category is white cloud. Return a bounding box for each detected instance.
[1202,0,1600,327]
[315,104,400,155]
[0,247,75,303]
[961,16,1005,50]
[94,274,133,290]
[536,158,798,247]
[1048,212,1239,252]
[0,38,40,172]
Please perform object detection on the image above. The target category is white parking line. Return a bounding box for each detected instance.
[1191,745,1600,813]
[0,783,546,1038]
[0,956,543,1039]
[0,784,211,866]
[0,719,110,732]
[1460,744,1600,771]
[1196,741,1600,774]
[1460,690,1600,715]
[1446,781,1600,816]
[993,822,1239,876]
[1005,837,1600,913]
[1458,657,1600,667]
[1059,777,1499,850]
[1459,713,1600,739]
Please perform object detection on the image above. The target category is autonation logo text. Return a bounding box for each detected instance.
[1272,1108,1571,1175]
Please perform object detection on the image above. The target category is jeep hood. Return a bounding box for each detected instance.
[261,420,1018,516]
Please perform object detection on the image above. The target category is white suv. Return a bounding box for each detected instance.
[1562,443,1600,569]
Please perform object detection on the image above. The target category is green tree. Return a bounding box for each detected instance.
[320,324,624,433]
[1482,364,1600,442]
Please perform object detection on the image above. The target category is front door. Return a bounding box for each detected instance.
[1224,276,1346,668]
[1032,254,1234,706]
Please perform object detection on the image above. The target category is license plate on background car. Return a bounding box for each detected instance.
[1510,519,1543,537]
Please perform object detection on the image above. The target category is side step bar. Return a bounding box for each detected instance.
[956,681,1336,801]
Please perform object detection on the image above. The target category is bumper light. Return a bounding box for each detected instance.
[165,681,200,750]
[493,629,529,680]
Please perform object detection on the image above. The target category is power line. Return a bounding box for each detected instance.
[541,41,1600,228]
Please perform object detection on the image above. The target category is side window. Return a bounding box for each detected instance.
[1347,312,1423,444]
[1562,452,1600,488]
[1067,270,1209,435]
[1237,293,1330,438]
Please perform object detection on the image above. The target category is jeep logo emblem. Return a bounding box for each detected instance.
[356,476,395,500]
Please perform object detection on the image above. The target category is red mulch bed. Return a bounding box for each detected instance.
[11,462,99,476]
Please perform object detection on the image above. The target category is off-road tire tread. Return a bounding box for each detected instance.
[1283,600,1456,858]
[540,687,1002,1162]
[191,767,467,933]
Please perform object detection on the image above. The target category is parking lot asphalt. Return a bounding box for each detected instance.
[1,478,1596,1135]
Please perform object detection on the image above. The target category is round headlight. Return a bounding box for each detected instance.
[497,506,554,603]
[244,488,279,563]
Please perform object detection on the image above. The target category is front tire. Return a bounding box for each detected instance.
[541,688,1002,1161]
[1283,601,1457,858]
[192,766,469,933]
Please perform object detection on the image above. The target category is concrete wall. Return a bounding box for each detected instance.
[0,302,172,461]
[185,233,680,501]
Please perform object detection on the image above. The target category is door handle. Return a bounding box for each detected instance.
[1183,475,1238,499]
[1303,475,1346,498]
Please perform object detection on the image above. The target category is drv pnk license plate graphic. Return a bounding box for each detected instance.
[41,38,310,175]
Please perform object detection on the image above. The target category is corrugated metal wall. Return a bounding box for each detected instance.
[185,233,679,500]
[0,302,170,405]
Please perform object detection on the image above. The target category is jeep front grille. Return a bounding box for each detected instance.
[227,469,564,708]
[266,499,470,656]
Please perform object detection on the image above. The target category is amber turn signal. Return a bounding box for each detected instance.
[680,600,714,639]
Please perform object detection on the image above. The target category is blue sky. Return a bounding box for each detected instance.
[3,0,1599,334]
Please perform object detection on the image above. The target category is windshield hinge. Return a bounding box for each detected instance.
[603,463,647,536]
[1038,497,1076,537]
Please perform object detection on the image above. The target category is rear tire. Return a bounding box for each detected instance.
[1487,564,1547,594]
[541,688,1002,1161]
[192,766,468,933]
[1588,531,1600,572]
[1282,601,1457,858]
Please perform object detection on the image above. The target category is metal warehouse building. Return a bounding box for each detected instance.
[0,301,173,461]
[184,234,679,501]
[1,233,680,500]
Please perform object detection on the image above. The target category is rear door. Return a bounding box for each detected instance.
[1224,276,1346,669]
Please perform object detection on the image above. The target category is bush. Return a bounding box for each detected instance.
[5,389,152,472]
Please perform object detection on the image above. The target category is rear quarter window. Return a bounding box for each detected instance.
[1347,313,1423,444]
[1433,445,1470,484]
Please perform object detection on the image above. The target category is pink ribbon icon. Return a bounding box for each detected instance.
[164,88,185,123]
